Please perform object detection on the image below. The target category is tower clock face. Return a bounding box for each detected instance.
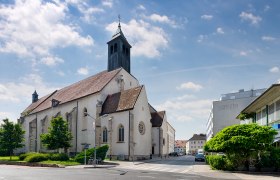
[138,121,145,135]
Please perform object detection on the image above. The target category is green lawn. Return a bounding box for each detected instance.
[40,160,81,166]
[0,156,19,161]
[0,156,80,166]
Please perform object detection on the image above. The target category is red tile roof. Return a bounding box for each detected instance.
[101,86,143,114]
[175,140,187,148]
[22,69,121,115]
[150,111,165,127]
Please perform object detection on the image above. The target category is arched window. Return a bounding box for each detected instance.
[122,45,125,53]
[110,45,113,54]
[114,43,118,53]
[102,127,108,143]
[118,124,124,142]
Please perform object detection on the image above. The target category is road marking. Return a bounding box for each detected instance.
[138,176,155,179]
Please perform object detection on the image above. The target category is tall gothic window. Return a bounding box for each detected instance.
[102,127,108,143]
[114,43,118,53]
[118,124,124,142]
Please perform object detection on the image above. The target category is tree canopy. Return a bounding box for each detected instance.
[40,116,72,153]
[0,119,25,159]
[204,124,277,154]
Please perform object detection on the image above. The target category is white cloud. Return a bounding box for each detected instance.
[147,14,177,28]
[197,34,207,43]
[216,27,224,34]
[0,74,58,103]
[102,0,113,8]
[0,0,93,64]
[137,4,146,10]
[262,36,276,41]
[176,82,203,91]
[270,66,279,73]
[0,112,12,120]
[77,67,89,75]
[155,97,212,122]
[41,56,64,66]
[176,94,196,101]
[106,19,168,58]
[264,5,270,12]
[57,71,65,76]
[201,14,213,20]
[239,51,248,56]
[239,12,262,25]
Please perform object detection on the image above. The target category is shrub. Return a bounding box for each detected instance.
[24,153,49,162]
[19,152,38,161]
[206,155,227,170]
[270,148,280,170]
[48,153,69,161]
[75,145,109,164]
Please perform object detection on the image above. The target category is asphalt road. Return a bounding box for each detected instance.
[0,164,218,180]
[0,156,279,180]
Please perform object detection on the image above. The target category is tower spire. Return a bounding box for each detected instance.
[118,14,121,29]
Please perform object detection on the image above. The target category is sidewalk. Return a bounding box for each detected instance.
[66,156,164,169]
[192,164,280,180]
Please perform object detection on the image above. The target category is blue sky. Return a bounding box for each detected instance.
[0,0,280,140]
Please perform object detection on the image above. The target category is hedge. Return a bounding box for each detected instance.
[48,153,69,161]
[19,152,39,161]
[75,145,109,164]
[19,152,69,162]
[206,155,227,170]
[24,153,49,162]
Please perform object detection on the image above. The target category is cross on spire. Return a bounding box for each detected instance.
[118,14,121,29]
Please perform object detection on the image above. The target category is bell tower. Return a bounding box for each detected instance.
[107,16,132,73]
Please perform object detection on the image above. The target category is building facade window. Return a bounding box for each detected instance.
[83,108,88,117]
[102,127,108,143]
[118,124,124,142]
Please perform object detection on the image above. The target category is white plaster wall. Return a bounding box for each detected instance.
[152,128,160,155]
[212,97,256,136]
[22,93,104,153]
[132,86,152,156]
[101,111,129,156]
[167,123,175,153]
[100,69,139,102]
[161,115,168,155]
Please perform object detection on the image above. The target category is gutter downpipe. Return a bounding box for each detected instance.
[266,105,269,126]
[76,101,79,153]
[159,127,160,157]
[35,113,38,152]
[128,111,130,160]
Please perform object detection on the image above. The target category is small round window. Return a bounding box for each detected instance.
[138,121,145,135]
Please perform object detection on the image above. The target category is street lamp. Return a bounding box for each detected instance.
[84,112,108,167]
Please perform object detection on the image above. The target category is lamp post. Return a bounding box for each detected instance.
[84,112,108,167]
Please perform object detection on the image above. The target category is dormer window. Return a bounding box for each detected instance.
[51,99,60,107]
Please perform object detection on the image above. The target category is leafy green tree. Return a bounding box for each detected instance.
[204,124,277,170]
[40,116,72,153]
[0,119,25,160]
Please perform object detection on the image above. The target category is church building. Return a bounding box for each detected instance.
[19,22,175,160]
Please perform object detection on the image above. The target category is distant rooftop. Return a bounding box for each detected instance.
[220,88,266,101]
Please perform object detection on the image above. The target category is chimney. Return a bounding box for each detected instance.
[32,90,38,103]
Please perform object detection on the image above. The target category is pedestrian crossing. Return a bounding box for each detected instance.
[114,163,194,174]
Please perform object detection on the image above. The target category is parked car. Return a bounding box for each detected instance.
[169,152,179,156]
[195,153,205,162]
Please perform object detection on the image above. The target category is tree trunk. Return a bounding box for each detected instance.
[64,147,67,154]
